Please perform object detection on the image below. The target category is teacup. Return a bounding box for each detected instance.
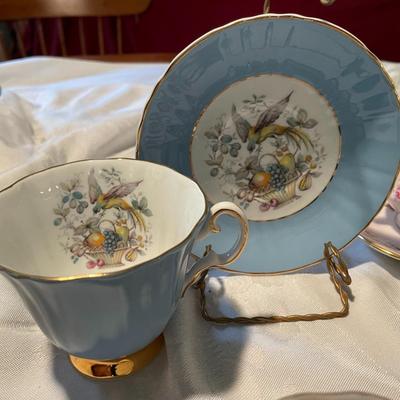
[0,159,248,378]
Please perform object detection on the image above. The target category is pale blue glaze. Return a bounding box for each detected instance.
[2,220,202,360]
[138,15,400,272]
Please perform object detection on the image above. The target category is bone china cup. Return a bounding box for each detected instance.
[0,159,248,378]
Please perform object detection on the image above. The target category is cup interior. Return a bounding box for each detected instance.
[0,159,206,278]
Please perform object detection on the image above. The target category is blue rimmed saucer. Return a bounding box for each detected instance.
[136,14,400,273]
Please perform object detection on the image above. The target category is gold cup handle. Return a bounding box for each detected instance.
[182,202,249,296]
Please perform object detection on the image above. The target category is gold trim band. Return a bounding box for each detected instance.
[69,335,164,379]
[359,233,400,261]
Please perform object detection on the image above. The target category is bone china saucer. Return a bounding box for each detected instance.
[361,173,400,260]
[137,14,400,273]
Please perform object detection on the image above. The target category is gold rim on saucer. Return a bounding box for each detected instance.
[359,232,400,261]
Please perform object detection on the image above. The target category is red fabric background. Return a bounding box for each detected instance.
[15,0,400,61]
[132,0,399,60]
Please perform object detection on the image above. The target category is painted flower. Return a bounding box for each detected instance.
[270,199,279,208]
[96,259,105,267]
[259,202,270,212]
[73,217,101,237]
[70,242,87,257]
[287,109,318,129]
[136,235,145,248]
[86,260,97,269]
[388,183,400,213]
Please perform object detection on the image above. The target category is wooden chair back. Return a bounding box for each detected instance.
[0,0,174,61]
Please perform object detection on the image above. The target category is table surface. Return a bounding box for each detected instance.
[0,57,399,400]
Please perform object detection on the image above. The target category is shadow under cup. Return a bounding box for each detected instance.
[0,159,211,364]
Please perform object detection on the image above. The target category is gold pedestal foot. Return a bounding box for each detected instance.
[69,334,164,379]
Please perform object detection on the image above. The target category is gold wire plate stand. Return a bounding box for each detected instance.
[194,242,351,324]
[69,335,164,379]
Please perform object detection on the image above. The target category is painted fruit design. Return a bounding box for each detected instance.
[53,167,153,269]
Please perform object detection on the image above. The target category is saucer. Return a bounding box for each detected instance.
[136,14,400,273]
[360,172,400,260]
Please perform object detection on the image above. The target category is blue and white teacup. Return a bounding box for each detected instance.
[0,159,248,378]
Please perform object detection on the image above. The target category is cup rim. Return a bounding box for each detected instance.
[0,158,208,282]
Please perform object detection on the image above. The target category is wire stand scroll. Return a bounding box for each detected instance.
[193,242,352,324]
[263,0,337,14]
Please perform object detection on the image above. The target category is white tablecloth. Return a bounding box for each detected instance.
[0,57,399,400]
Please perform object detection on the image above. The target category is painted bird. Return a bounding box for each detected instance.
[88,169,146,231]
[251,123,314,151]
[231,91,314,152]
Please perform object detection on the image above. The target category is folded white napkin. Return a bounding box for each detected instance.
[0,57,163,189]
[0,90,35,173]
